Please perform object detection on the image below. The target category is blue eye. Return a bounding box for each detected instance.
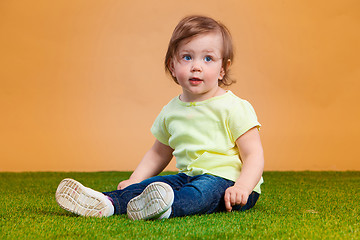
[204,56,212,62]
[183,55,192,61]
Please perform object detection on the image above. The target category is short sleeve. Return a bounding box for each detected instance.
[150,107,171,146]
[228,99,261,142]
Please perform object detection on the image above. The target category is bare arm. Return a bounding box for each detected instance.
[117,139,174,190]
[224,127,264,212]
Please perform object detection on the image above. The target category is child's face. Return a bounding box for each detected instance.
[170,32,226,102]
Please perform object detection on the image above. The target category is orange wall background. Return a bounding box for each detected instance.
[1,0,359,172]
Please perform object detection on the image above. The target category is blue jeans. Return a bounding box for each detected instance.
[104,173,259,218]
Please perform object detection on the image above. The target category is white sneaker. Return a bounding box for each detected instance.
[55,178,114,217]
[127,182,174,220]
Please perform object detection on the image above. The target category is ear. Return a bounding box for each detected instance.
[219,59,231,80]
[168,58,176,77]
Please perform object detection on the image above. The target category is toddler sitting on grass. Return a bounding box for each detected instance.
[56,15,264,220]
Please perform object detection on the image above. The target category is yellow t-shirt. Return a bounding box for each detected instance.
[151,91,263,193]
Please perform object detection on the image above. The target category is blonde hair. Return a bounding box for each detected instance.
[165,15,235,86]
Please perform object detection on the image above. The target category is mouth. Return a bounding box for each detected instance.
[189,78,203,85]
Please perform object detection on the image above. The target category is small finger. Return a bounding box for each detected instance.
[241,194,248,206]
[230,193,237,207]
[235,194,242,206]
[224,194,232,212]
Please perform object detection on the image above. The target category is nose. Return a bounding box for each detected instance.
[191,60,202,72]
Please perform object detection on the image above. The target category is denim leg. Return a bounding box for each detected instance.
[170,174,234,217]
[170,175,260,217]
[103,173,188,215]
[104,173,260,217]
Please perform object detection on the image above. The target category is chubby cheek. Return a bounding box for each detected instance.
[175,74,189,86]
[205,68,223,81]
[172,65,189,81]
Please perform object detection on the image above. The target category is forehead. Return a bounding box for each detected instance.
[177,31,223,52]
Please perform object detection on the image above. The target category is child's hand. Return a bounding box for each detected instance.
[117,179,139,190]
[224,185,250,212]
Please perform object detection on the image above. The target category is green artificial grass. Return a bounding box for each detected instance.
[0,171,359,239]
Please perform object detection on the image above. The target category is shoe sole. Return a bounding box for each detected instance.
[55,178,110,217]
[127,182,174,220]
